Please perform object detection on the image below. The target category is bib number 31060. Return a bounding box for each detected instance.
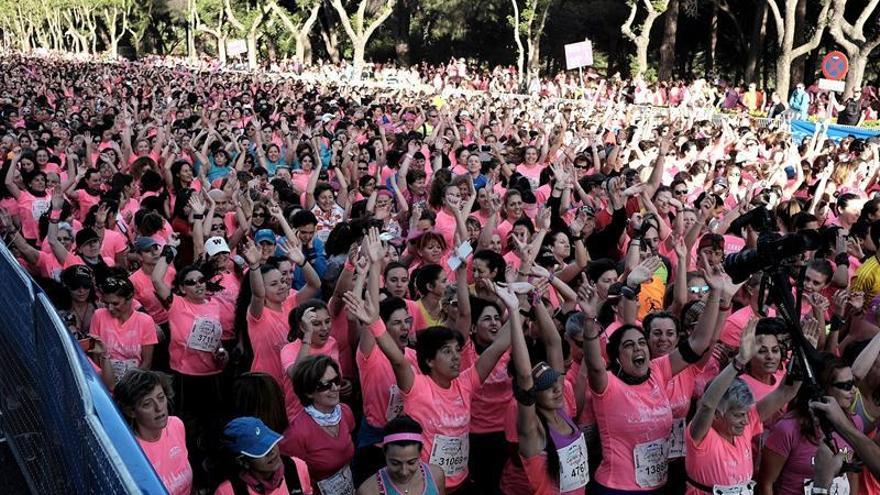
[429,434,468,477]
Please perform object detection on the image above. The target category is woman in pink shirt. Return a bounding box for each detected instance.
[741,321,786,402]
[581,262,724,494]
[508,282,589,495]
[279,299,340,421]
[115,370,193,495]
[90,276,158,379]
[281,355,356,494]
[151,250,228,425]
[756,355,861,495]
[345,281,511,492]
[5,157,51,241]
[685,320,798,495]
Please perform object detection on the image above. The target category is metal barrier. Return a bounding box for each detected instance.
[0,242,166,494]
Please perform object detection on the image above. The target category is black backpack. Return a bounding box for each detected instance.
[229,457,304,495]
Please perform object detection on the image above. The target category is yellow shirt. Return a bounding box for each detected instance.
[852,255,880,302]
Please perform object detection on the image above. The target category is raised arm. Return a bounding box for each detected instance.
[242,240,265,318]
[4,153,22,199]
[689,319,757,444]
[343,290,415,393]
[151,248,174,305]
[578,280,608,394]
[667,258,724,376]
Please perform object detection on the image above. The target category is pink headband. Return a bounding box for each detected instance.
[382,433,423,445]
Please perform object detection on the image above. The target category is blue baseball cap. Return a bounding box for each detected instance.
[255,229,276,245]
[222,417,282,458]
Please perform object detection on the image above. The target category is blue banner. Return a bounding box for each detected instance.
[790,119,880,143]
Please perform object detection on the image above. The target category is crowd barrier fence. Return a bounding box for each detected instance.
[0,241,166,494]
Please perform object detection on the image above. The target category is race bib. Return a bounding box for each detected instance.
[803,476,850,495]
[186,317,222,352]
[557,433,589,492]
[110,359,138,382]
[667,417,686,459]
[316,465,354,495]
[31,198,50,220]
[713,480,755,495]
[385,384,404,421]
[633,439,669,488]
[429,434,468,477]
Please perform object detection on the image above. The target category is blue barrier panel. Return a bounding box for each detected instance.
[0,241,167,495]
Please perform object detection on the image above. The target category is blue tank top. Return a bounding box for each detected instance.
[376,462,440,495]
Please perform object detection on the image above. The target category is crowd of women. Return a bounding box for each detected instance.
[4,51,880,494]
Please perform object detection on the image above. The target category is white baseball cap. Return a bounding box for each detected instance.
[205,236,230,257]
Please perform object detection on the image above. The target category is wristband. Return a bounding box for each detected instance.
[830,314,845,332]
[369,319,387,338]
[192,214,205,220]
[249,264,261,271]
[732,358,746,375]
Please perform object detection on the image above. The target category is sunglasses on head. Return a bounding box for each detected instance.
[832,380,855,391]
[688,285,710,294]
[315,376,341,392]
[182,277,206,287]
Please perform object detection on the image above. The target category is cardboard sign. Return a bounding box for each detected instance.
[818,78,846,92]
[565,41,594,70]
[227,39,247,57]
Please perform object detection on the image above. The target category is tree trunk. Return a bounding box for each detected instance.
[394,0,412,66]
[511,0,525,87]
[706,0,718,76]
[246,33,258,69]
[526,32,541,85]
[789,0,807,87]
[218,37,227,64]
[352,39,366,75]
[744,0,767,83]
[776,53,792,101]
[658,0,679,81]
[319,2,341,63]
[634,37,650,77]
[847,55,867,94]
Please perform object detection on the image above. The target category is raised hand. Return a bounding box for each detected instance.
[283,234,305,266]
[51,186,65,210]
[188,195,206,216]
[801,316,821,348]
[627,256,662,286]
[242,239,262,268]
[490,281,521,310]
[363,227,384,264]
[737,318,758,363]
[577,277,600,318]
[342,290,378,325]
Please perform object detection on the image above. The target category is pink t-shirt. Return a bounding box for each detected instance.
[247,297,298,386]
[593,355,674,491]
[764,413,861,495]
[16,190,51,239]
[166,296,224,376]
[137,416,193,495]
[279,404,356,492]
[741,369,785,403]
[213,270,241,341]
[461,342,512,433]
[356,336,419,428]
[433,210,457,254]
[279,337,339,421]
[402,366,481,490]
[684,406,762,494]
[89,308,157,373]
[100,229,129,266]
[130,267,176,326]
[74,189,101,222]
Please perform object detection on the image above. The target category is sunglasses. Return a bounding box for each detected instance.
[674,189,688,195]
[315,376,341,392]
[688,285,710,294]
[68,280,93,291]
[832,380,855,391]
[182,277,206,287]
